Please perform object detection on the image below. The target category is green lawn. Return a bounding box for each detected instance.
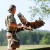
[0,45,50,50]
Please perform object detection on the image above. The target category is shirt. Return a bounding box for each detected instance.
[5,12,17,31]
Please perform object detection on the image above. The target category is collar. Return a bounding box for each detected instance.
[9,11,14,16]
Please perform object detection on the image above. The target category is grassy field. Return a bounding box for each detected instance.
[0,45,50,50]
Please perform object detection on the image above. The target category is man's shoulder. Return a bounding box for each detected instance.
[5,13,11,20]
[7,12,12,17]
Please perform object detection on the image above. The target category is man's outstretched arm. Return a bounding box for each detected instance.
[10,22,22,28]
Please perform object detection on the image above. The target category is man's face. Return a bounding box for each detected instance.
[11,7,16,14]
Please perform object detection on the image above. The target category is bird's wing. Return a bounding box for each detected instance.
[17,13,28,26]
[17,13,45,29]
[27,20,45,29]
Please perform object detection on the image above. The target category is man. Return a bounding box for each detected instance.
[5,5,24,50]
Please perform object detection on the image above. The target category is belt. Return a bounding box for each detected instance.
[7,31,17,34]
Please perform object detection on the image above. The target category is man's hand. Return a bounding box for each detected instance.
[18,23,22,26]
[17,23,22,28]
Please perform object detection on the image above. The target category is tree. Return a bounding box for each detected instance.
[29,0,50,20]
[39,32,50,44]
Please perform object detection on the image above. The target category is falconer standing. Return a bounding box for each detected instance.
[5,5,24,50]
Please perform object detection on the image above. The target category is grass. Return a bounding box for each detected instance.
[0,45,50,50]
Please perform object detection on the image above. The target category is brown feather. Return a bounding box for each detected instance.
[17,13,45,29]
[27,20,45,29]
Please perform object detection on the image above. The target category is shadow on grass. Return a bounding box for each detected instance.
[23,47,50,50]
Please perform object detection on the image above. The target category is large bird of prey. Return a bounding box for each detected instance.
[17,13,45,31]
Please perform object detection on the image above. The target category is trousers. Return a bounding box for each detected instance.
[6,32,20,50]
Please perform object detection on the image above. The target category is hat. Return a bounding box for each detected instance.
[8,5,16,11]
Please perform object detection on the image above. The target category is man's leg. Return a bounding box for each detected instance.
[8,39,16,50]
[6,32,16,50]
[11,34,20,48]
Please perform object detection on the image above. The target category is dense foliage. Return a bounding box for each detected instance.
[0,29,50,46]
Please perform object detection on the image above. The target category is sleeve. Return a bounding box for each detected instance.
[8,14,17,26]
[8,15,14,23]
